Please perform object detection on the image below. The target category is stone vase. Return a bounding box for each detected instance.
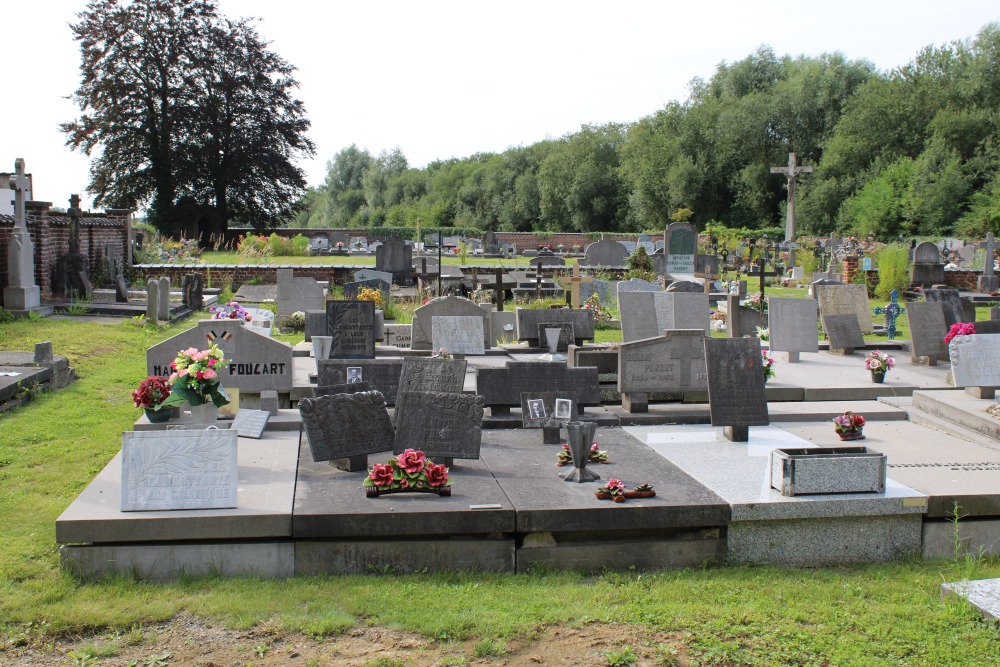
[563,421,600,483]
[190,402,219,425]
[545,328,561,354]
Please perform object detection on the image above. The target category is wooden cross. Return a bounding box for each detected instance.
[566,263,593,309]
[770,152,813,245]
[7,158,30,231]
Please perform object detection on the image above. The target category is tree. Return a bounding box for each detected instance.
[62,0,314,237]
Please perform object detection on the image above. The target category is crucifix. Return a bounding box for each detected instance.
[67,194,82,255]
[566,263,593,309]
[770,152,812,265]
[8,158,29,232]
[4,158,40,310]
[416,258,435,298]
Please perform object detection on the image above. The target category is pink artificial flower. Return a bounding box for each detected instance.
[425,462,449,487]
[177,368,189,377]
[590,442,599,452]
[368,463,394,487]
[202,368,217,380]
[606,478,626,491]
[396,449,426,474]
[398,478,410,489]
[183,347,199,357]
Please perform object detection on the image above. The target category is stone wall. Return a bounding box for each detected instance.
[0,203,132,297]
[134,264,356,291]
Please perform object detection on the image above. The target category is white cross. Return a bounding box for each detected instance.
[7,158,30,232]
[770,153,813,244]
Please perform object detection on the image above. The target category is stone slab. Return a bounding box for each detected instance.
[822,314,866,352]
[815,284,874,333]
[618,331,707,394]
[907,302,950,363]
[704,338,769,428]
[432,315,486,355]
[950,333,1000,388]
[230,409,271,438]
[61,542,294,581]
[619,291,710,342]
[393,391,484,460]
[299,391,395,462]
[327,300,376,359]
[317,359,404,405]
[767,297,818,354]
[295,539,515,575]
[941,579,1000,621]
[411,296,490,350]
[475,362,601,408]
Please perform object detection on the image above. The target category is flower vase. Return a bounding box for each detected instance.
[144,407,171,424]
[871,371,885,384]
[838,430,865,441]
[563,421,600,483]
[190,402,218,425]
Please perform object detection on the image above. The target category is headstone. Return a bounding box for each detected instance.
[147,320,294,391]
[693,255,720,277]
[490,311,517,347]
[310,235,329,250]
[906,302,949,365]
[353,269,393,287]
[664,222,697,274]
[808,277,843,298]
[536,323,574,352]
[815,284,874,333]
[277,273,325,322]
[475,362,600,416]
[924,288,970,328]
[304,310,325,343]
[146,279,159,323]
[615,278,660,300]
[619,241,637,255]
[618,330,707,413]
[584,239,629,267]
[343,278,390,301]
[182,273,204,311]
[259,389,279,415]
[326,301,375,359]
[157,277,170,322]
[515,308,594,347]
[432,316,486,355]
[393,391,485,462]
[299,391,394,468]
[703,338,769,442]
[767,297,818,362]
[950,334,1000,397]
[34,341,53,366]
[618,291,709,342]
[349,236,369,252]
[979,233,998,292]
[243,306,273,337]
[520,391,579,443]
[121,429,238,511]
[579,278,612,308]
[233,284,276,303]
[528,255,566,268]
[725,294,765,339]
[483,231,499,254]
[411,296,490,351]
[822,314,866,355]
[317,359,404,405]
[3,158,41,311]
[384,324,412,348]
[375,236,413,285]
[396,356,467,397]
[665,280,704,293]
[911,241,945,285]
[231,409,271,439]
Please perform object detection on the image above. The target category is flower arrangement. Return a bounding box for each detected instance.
[600,478,627,501]
[744,291,767,313]
[584,293,612,322]
[761,351,776,381]
[944,322,976,344]
[356,286,386,310]
[595,480,656,502]
[159,343,230,408]
[755,326,769,341]
[132,375,171,410]
[833,411,866,440]
[557,441,609,466]
[210,301,252,322]
[432,347,454,359]
[364,449,451,497]
[864,350,895,375]
[335,241,344,249]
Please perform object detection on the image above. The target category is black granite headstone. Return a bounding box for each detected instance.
[906,302,949,365]
[317,359,404,405]
[822,314,866,354]
[924,288,971,328]
[299,391,394,467]
[393,391,485,461]
[703,337,769,441]
[326,300,375,359]
[475,361,600,416]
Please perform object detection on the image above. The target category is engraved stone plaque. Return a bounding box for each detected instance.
[815,284,873,333]
[230,409,270,439]
[393,391,485,460]
[703,337,769,428]
[317,359,404,405]
[907,302,949,364]
[299,391,394,462]
[432,316,486,355]
[822,314,865,352]
[618,330,707,394]
[950,333,1000,388]
[326,300,375,360]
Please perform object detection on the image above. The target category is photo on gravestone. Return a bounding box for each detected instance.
[822,314,866,353]
[518,392,579,429]
[327,300,375,359]
[555,398,572,420]
[121,429,238,511]
[393,391,485,460]
[230,409,271,439]
[703,337,769,429]
[347,367,363,383]
[537,323,574,352]
[299,391,394,462]
[906,302,949,364]
[317,359,404,405]
[528,398,545,419]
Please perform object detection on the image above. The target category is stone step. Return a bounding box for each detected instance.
[908,389,1000,445]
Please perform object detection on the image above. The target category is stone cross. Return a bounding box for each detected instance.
[566,263,593,309]
[667,331,704,387]
[771,152,813,265]
[7,158,29,231]
[873,290,906,341]
[985,232,995,278]
[67,194,82,255]
[490,267,506,312]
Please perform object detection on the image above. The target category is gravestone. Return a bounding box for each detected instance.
[121,429,238,511]
[3,158,41,311]
[808,277,843,298]
[181,273,204,311]
[619,241,637,255]
[924,288,971,328]
[815,284,874,333]
[618,330,707,412]
[767,297,818,362]
[411,296,490,350]
[317,359,405,405]
[326,301,375,359]
[432,316,486,355]
[822,314,866,355]
[950,333,1000,398]
[330,233,350,249]
[666,280,704,293]
[157,277,171,322]
[618,291,709,342]
[664,222,697,274]
[475,362,600,416]
[584,239,629,267]
[725,294,765,339]
[537,323,574,352]
[277,270,325,321]
[490,311,517,347]
[310,235,329,251]
[703,337,769,442]
[393,391,485,463]
[375,236,413,285]
[243,306,273,337]
[349,236,369,252]
[146,279,159,323]
[343,278,390,301]
[528,255,566,268]
[233,284,276,303]
[615,278,660,300]
[147,320,294,391]
[299,391,394,469]
[384,324,412,347]
[354,269,394,287]
[911,241,945,285]
[305,311,325,343]
[979,232,998,292]
[579,278,612,307]
[231,409,271,439]
[520,391,579,443]
[483,231,499,254]
[516,308,594,347]
[906,302,949,365]
[259,390,279,415]
[396,357,467,397]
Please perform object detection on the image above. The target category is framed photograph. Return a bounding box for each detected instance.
[554,398,572,420]
[347,366,363,384]
[527,398,546,420]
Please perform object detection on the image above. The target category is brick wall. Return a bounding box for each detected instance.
[134,264,357,291]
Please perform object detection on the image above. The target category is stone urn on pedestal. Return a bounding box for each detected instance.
[562,421,600,483]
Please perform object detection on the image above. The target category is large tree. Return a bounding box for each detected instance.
[61,0,314,237]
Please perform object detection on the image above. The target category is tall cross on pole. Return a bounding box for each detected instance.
[566,263,593,309]
[771,153,812,264]
[8,158,30,232]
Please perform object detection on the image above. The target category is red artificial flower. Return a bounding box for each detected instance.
[424,462,449,487]
[368,463,394,487]
[396,448,426,474]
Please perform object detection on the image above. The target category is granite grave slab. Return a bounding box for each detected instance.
[822,314,866,355]
[326,300,375,359]
[411,296,490,350]
[618,330,707,413]
[432,316,486,355]
[317,359,404,405]
[767,297,818,361]
[299,391,394,464]
[815,284,874,333]
[619,291,709,342]
[476,362,601,415]
[704,338,769,441]
[231,409,271,439]
[906,302,949,365]
[393,391,485,461]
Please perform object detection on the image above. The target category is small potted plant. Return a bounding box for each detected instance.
[159,343,230,423]
[132,375,172,423]
[761,351,776,383]
[864,350,894,383]
[833,411,866,441]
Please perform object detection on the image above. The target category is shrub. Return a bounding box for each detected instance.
[875,244,911,300]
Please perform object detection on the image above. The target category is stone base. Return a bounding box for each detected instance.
[978,276,999,293]
[3,285,41,311]
[784,351,800,363]
[542,426,562,444]
[296,539,515,575]
[966,386,996,399]
[924,519,1000,560]
[61,542,294,581]
[723,425,749,442]
[517,531,725,573]
[828,347,855,356]
[622,392,648,413]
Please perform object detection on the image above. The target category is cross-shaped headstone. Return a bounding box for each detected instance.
[770,152,813,247]
[416,258,435,296]
[873,289,906,341]
[7,158,29,231]
[566,263,593,308]
[490,267,506,312]
[67,194,82,254]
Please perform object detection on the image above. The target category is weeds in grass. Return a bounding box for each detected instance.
[436,656,467,667]
[253,643,270,657]
[603,645,637,667]
[66,295,93,316]
[364,657,407,667]
[472,638,507,658]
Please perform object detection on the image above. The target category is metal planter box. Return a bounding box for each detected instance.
[770,447,886,496]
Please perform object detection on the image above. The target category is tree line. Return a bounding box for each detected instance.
[294,22,1000,241]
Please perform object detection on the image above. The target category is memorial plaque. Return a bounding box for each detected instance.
[618,330,707,393]
[924,288,969,327]
[384,324,412,348]
[520,391,579,428]
[907,302,949,364]
[664,222,697,274]
[768,297,818,354]
[397,356,467,396]
[231,409,271,439]
[326,300,375,359]
[432,316,486,355]
[375,236,413,284]
[318,359,404,405]
[515,308,594,347]
[950,333,1000,388]
[537,323,575,352]
[475,362,600,413]
[121,430,238,511]
[822,314,865,353]
[703,338,769,430]
[411,296,490,350]
[815,284,874,333]
[393,391,485,460]
[299,391,394,462]
[619,291,709,341]
[277,270,325,321]
[147,320,293,391]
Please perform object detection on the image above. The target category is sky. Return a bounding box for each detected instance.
[3,0,999,212]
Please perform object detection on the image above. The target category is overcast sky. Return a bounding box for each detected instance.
[4,0,999,211]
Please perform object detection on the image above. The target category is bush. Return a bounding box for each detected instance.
[281,311,306,333]
[875,244,911,300]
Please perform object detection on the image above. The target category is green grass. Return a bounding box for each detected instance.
[3,316,1000,666]
[199,251,573,267]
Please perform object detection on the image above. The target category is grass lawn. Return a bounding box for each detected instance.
[1,315,1000,665]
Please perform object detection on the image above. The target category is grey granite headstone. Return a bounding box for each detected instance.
[396,357,467,397]
[326,300,375,359]
[822,314,866,354]
[234,284,276,303]
[146,279,159,323]
[579,278,612,307]
[726,294,766,339]
[619,291,709,342]
[475,362,600,415]
[157,277,171,322]
[924,288,969,327]
[317,359,404,405]
[537,323,575,352]
[34,341,53,366]
[299,391,394,463]
[906,302,949,365]
[664,222,697,274]
[393,391,485,461]
[354,269,393,286]
[528,255,566,268]
[384,324,412,348]
[911,241,945,284]
[703,337,769,441]
[411,296,490,350]
[618,330,707,412]
[147,320,293,391]
[375,236,413,285]
[913,241,941,263]
[231,409,271,439]
[515,308,594,347]
[950,333,1000,390]
[277,270,325,321]
[305,310,325,343]
[432,316,486,355]
[121,429,238,511]
[767,297,818,360]
[584,239,629,267]
[615,278,660,300]
[619,241,637,255]
[815,284,874,333]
